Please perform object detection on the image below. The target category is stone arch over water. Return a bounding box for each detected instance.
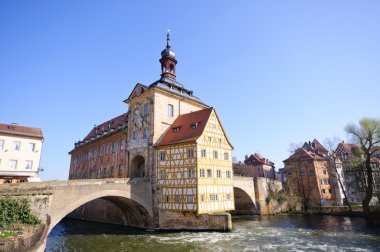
[233,187,258,215]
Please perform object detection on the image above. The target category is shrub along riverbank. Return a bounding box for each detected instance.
[0,197,41,250]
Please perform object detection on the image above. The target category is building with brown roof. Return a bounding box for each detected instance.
[68,32,234,225]
[283,140,336,208]
[0,123,43,183]
[234,153,275,179]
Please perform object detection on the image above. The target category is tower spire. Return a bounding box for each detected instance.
[160,30,177,80]
[166,29,170,48]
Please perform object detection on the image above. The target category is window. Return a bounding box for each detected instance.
[187,148,194,158]
[173,127,180,132]
[201,149,206,158]
[188,169,193,178]
[213,151,218,159]
[216,170,221,178]
[9,160,17,170]
[168,104,174,117]
[226,170,231,178]
[98,147,103,156]
[322,189,326,194]
[300,170,304,176]
[257,167,261,171]
[187,196,193,203]
[191,123,198,129]
[201,194,204,202]
[309,170,314,176]
[288,172,292,176]
[218,138,222,143]
[175,195,180,203]
[328,189,332,193]
[25,160,33,170]
[224,152,229,161]
[103,168,107,177]
[319,179,323,185]
[13,141,21,151]
[118,165,123,176]
[143,128,149,139]
[133,130,139,140]
[0,140,3,150]
[160,170,165,179]
[165,196,169,203]
[97,169,101,178]
[110,166,114,176]
[200,169,205,178]
[210,194,218,201]
[208,137,212,141]
[120,138,125,150]
[28,143,35,152]
[105,144,109,155]
[144,103,149,116]
[212,124,216,129]
[160,151,166,161]
[112,141,117,153]
[226,193,231,200]
[207,169,212,178]
[92,148,95,158]
[323,170,327,175]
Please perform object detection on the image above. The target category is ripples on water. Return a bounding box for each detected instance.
[47,215,380,252]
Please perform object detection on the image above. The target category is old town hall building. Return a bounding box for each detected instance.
[68,33,234,225]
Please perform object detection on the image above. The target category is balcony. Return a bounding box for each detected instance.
[127,139,148,150]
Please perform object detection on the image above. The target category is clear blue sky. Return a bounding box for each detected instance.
[1,1,379,180]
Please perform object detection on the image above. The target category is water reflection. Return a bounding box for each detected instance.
[47,215,380,252]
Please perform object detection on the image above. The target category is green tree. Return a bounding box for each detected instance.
[345,118,380,213]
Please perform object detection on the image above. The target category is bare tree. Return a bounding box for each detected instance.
[345,118,380,213]
[324,137,352,211]
[288,142,303,154]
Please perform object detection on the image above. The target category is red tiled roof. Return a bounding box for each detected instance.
[283,147,324,163]
[84,113,128,140]
[0,123,43,139]
[156,107,213,146]
[341,143,357,152]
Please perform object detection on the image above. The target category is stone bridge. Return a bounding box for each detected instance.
[0,178,153,251]
[0,176,276,251]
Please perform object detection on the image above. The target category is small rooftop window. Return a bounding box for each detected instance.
[173,126,181,132]
[191,122,200,129]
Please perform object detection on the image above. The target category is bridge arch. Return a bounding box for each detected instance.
[48,189,153,235]
[233,187,257,214]
[232,177,258,215]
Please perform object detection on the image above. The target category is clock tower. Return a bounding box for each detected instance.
[159,31,177,80]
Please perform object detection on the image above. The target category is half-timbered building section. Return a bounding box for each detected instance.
[156,107,234,213]
[196,109,234,213]
[68,113,129,180]
[156,143,197,211]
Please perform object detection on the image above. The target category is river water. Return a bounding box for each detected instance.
[46,215,380,252]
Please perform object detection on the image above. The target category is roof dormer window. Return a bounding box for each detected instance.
[173,126,181,132]
[191,122,199,129]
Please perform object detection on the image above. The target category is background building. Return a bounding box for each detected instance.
[0,123,43,183]
[233,153,275,179]
[283,139,336,208]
